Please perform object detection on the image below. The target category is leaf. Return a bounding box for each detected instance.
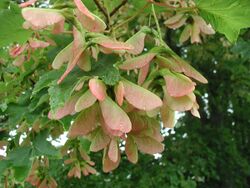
[196,0,250,42]
[48,70,81,114]
[122,80,163,111]
[0,160,10,175]
[68,104,98,138]
[125,136,138,164]
[22,8,65,29]
[0,8,32,46]
[133,136,164,155]
[89,78,107,101]
[75,90,97,112]
[13,165,32,182]
[101,67,120,86]
[163,71,195,97]
[100,96,132,133]
[88,54,121,86]
[7,147,32,167]
[89,128,110,152]
[33,131,60,158]
[32,69,63,96]
[119,53,156,70]
[103,0,121,13]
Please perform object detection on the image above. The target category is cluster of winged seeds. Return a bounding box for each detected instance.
[11,0,208,178]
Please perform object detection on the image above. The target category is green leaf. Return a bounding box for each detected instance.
[0,0,9,9]
[196,0,250,42]
[0,160,10,175]
[13,165,32,182]
[0,7,32,46]
[7,147,32,167]
[48,68,82,113]
[33,131,61,158]
[32,69,64,96]
[103,0,121,13]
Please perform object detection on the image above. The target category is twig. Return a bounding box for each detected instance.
[152,4,162,41]
[93,0,109,22]
[110,0,128,17]
[112,2,150,31]
[147,0,197,12]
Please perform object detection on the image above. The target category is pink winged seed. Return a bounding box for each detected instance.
[114,81,125,106]
[74,0,95,20]
[89,128,111,152]
[103,148,121,173]
[68,105,98,138]
[22,8,65,29]
[119,53,156,70]
[29,39,50,49]
[52,19,65,34]
[100,116,124,137]
[125,136,138,164]
[164,72,195,97]
[76,10,106,33]
[93,37,134,51]
[133,136,164,155]
[89,78,107,101]
[122,80,163,111]
[75,90,97,112]
[175,58,208,84]
[57,28,86,84]
[138,63,150,85]
[57,48,84,84]
[126,32,146,55]
[52,42,73,69]
[100,97,132,133]
[73,27,85,55]
[157,55,208,84]
[108,139,119,163]
[163,86,194,112]
[48,95,79,120]
[160,98,175,128]
[19,0,37,8]
[77,50,92,71]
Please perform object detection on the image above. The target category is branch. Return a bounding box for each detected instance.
[147,0,197,12]
[110,0,128,17]
[93,0,109,22]
[112,2,150,31]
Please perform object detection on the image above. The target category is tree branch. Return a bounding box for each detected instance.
[110,0,128,17]
[93,0,109,23]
